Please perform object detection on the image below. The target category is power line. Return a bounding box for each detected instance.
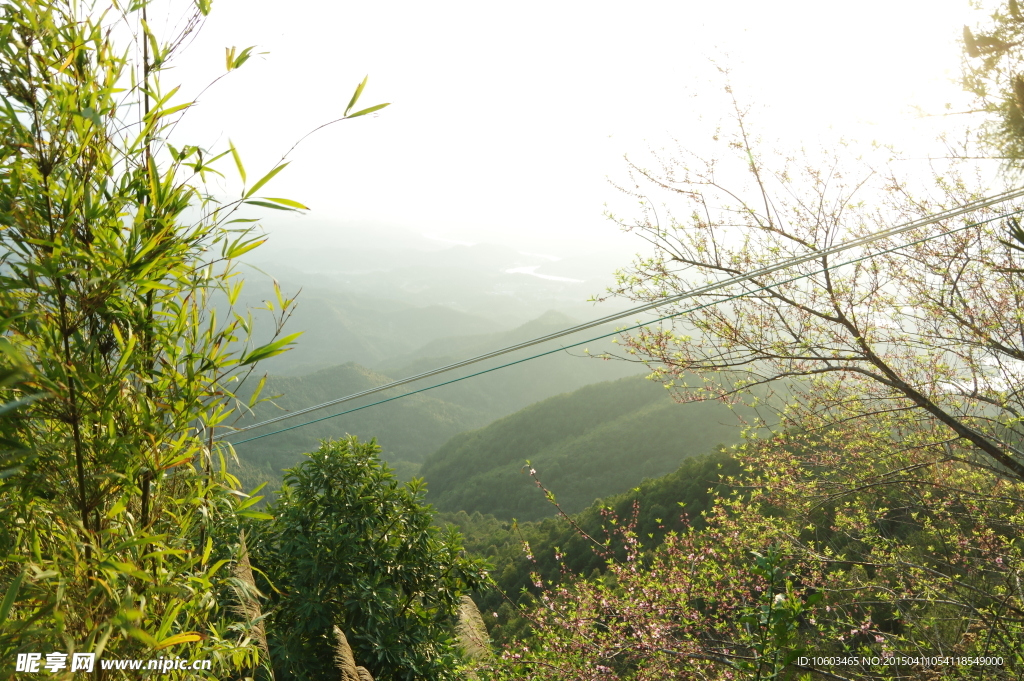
[218,189,1024,444]
[224,204,1023,447]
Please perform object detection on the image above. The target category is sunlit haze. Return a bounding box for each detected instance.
[163,0,982,258]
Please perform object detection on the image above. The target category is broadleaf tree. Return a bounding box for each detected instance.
[250,436,490,681]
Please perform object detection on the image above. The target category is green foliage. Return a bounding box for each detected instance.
[421,374,748,521]
[735,547,821,679]
[0,0,289,673]
[252,436,489,681]
[0,0,384,676]
[962,4,1024,165]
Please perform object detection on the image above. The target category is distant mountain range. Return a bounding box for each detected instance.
[228,311,645,491]
[374,310,645,418]
[243,226,638,336]
[233,281,506,375]
[223,226,676,515]
[234,237,641,376]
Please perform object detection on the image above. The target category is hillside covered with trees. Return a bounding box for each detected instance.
[435,446,744,639]
[420,374,750,520]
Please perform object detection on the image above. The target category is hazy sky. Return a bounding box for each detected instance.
[163,0,983,254]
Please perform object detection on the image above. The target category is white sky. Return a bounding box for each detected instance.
[161,0,985,253]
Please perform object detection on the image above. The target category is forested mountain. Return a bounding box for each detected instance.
[231,362,486,483]
[419,374,750,521]
[228,312,645,491]
[375,310,644,417]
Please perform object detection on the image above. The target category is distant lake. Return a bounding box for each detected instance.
[504,266,584,283]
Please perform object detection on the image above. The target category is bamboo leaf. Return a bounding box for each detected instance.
[154,632,203,650]
[206,558,231,577]
[105,498,128,519]
[56,51,75,74]
[229,139,246,184]
[155,603,183,641]
[232,46,255,70]
[262,197,309,209]
[244,162,290,199]
[0,464,28,479]
[0,393,47,418]
[0,569,24,627]
[150,101,193,120]
[346,102,390,119]
[237,510,274,520]
[243,200,299,211]
[226,237,266,259]
[247,374,267,408]
[113,334,137,375]
[126,627,158,647]
[239,332,303,366]
[153,85,183,110]
[234,494,264,511]
[345,75,369,116]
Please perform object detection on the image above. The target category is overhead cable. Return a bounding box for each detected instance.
[222,204,1024,447]
[217,187,1024,442]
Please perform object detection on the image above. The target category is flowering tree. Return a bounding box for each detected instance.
[473,101,1024,679]
[478,432,1024,679]
[601,98,1023,484]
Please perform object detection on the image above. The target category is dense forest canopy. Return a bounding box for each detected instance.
[419,374,749,521]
